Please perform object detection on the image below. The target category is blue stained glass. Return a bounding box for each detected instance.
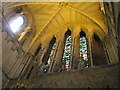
[82,46,86,49]
[47,43,56,65]
[80,37,88,61]
[65,48,70,50]
[62,36,72,70]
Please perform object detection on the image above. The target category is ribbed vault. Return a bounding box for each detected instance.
[3,2,108,53]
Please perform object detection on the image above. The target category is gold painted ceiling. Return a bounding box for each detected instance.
[3,2,108,52]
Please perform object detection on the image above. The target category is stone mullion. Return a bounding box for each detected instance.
[73,34,80,69]
[38,36,56,73]
[31,48,44,74]
[72,27,81,69]
[72,38,75,70]
[69,37,75,70]
[22,48,44,79]
[48,41,60,73]
[23,48,46,78]
[20,55,33,80]
[21,60,34,80]
[53,40,64,72]
[27,61,38,79]
[18,54,31,73]
[86,34,93,67]
[37,48,47,73]
[37,48,45,66]
[53,33,66,72]
[10,52,27,78]
[9,53,31,78]
[13,53,31,81]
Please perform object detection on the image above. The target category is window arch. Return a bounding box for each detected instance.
[79,31,89,68]
[47,39,56,66]
[62,29,72,70]
[9,16,24,33]
[42,37,56,73]
[92,34,107,66]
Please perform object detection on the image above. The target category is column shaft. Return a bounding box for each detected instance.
[87,35,93,67]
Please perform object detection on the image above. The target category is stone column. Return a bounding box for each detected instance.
[69,37,75,70]
[37,37,53,73]
[72,26,81,69]
[52,30,66,72]
[51,40,63,72]
[37,48,45,66]
[86,34,93,67]
[37,48,46,73]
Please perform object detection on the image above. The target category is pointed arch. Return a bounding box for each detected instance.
[78,31,89,68]
[42,36,56,73]
[92,33,108,66]
[61,29,72,71]
[80,27,89,35]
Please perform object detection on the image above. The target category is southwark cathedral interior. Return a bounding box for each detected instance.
[1,1,120,89]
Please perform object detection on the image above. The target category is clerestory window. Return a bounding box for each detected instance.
[9,16,24,33]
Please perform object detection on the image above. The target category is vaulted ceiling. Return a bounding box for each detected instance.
[26,2,107,35]
[3,2,108,53]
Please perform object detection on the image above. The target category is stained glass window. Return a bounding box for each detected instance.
[46,43,56,66]
[42,37,56,73]
[62,35,72,70]
[80,37,88,61]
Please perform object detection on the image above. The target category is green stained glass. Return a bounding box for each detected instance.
[62,35,72,70]
[80,37,88,61]
[47,43,56,65]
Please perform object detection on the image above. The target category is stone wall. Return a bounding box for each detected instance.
[2,14,33,88]
[26,64,119,88]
